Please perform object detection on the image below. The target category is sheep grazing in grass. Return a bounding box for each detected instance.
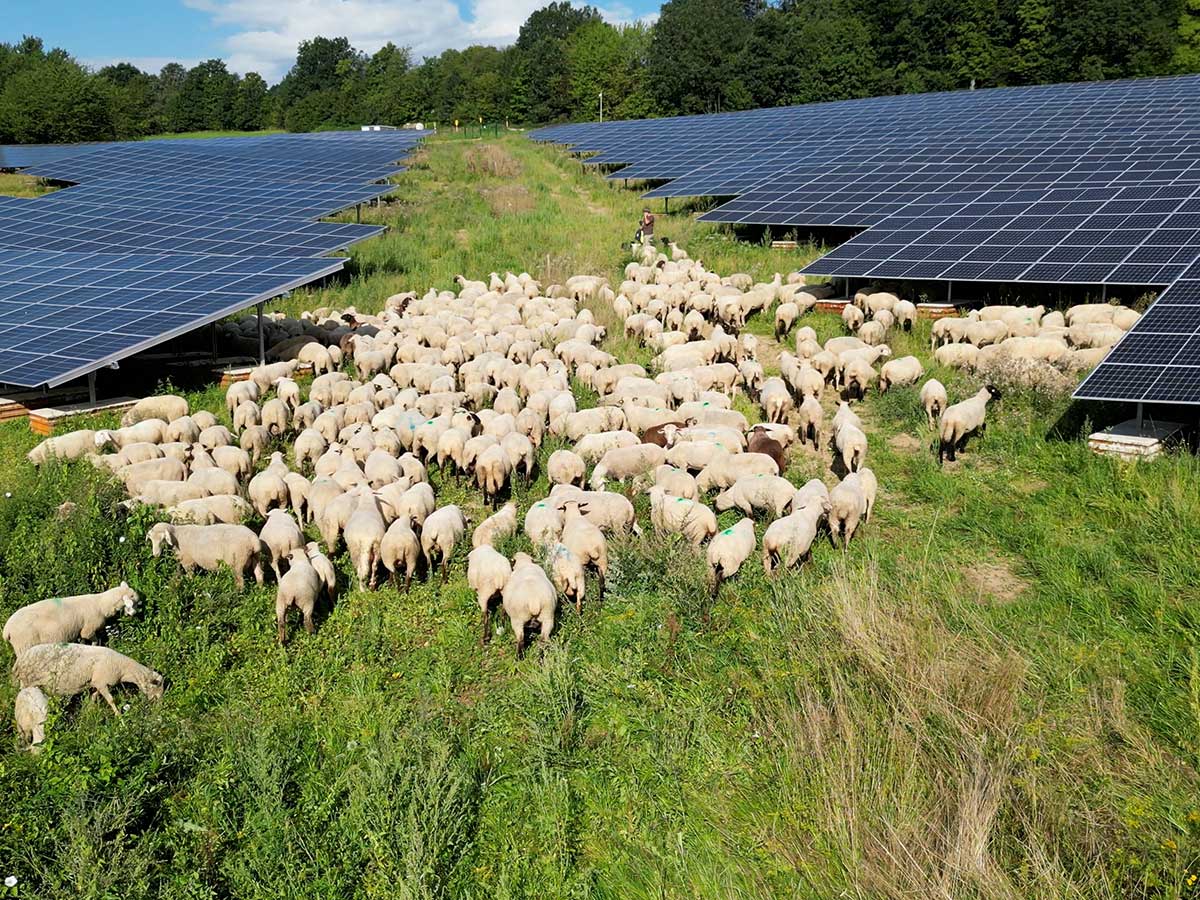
[275,548,322,644]
[714,474,797,519]
[919,379,948,428]
[648,487,717,547]
[259,510,306,582]
[525,500,564,548]
[469,545,512,643]
[503,553,558,658]
[829,468,877,547]
[547,449,586,487]
[472,503,518,549]
[381,518,422,592]
[795,396,823,448]
[27,429,98,466]
[939,385,1001,464]
[774,301,800,338]
[560,503,609,601]
[421,505,468,584]
[121,395,188,427]
[653,464,699,501]
[834,421,868,474]
[13,643,163,715]
[344,493,386,589]
[707,518,756,598]
[15,686,48,751]
[760,377,793,424]
[762,497,830,575]
[549,543,587,614]
[305,542,337,604]
[4,582,139,656]
[148,522,264,589]
[878,356,924,393]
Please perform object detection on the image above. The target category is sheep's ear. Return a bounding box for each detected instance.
[120,580,128,588]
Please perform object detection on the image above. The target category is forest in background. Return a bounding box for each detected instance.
[2,0,1200,143]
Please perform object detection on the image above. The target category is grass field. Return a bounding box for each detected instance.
[0,173,56,198]
[1,135,1198,899]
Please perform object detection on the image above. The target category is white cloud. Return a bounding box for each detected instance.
[183,0,659,82]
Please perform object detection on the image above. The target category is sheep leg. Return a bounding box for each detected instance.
[515,626,527,660]
[480,606,492,646]
[441,557,449,585]
[303,606,315,635]
[276,607,289,644]
[404,568,413,594]
[94,682,121,716]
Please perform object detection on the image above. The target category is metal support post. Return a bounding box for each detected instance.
[664,197,669,214]
[947,281,954,305]
[210,322,218,359]
[356,204,361,223]
[257,302,266,365]
[1136,402,1145,434]
[87,371,96,405]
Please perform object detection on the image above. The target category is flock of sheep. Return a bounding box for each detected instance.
[4,240,1128,750]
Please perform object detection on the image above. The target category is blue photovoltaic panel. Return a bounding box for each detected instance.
[530,75,1200,402]
[0,197,383,257]
[0,250,344,388]
[0,129,427,387]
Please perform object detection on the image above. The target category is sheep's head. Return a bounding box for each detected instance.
[985,384,1003,402]
[94,430,115,449]
[146,523,174,556]
[141,670,165,701]
[117,582,139,616]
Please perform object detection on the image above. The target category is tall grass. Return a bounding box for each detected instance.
[0,134,1197,898]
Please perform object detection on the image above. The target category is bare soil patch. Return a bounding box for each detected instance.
[888,433,925,454]
[963,560,1029,605]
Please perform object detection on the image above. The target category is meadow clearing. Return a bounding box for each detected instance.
[0,135,1198,899]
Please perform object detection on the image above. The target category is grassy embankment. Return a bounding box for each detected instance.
[0,134,1197,899]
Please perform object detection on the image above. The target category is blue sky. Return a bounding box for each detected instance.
[10,0,660,82]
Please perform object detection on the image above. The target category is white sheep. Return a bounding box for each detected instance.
[344,493,386,589]
[121,395,188,427]
[275,548,322,643]
[259,510,305,582]
[421,505,467,584]
[27,429,97,466]
[4,582,138,656]
[14,686,48,751]
[547,449,586,487]
[148,522,263,588]
[834,422,868,473]
[829,471,875,547]
[695,449,779,492]
[878,356,924,393]
[648,487,717,547]
[919,379,948,428]
[549,543,587,614]
[707,518,756,597]
[652,464,698,500]
[560,502,609,600]
[590,443,666,491]
[13,643,164,714]
[469,545,512,643]
[472,502,518,549]
[939,385,1001,464]
[168,494,252,525]
[762,498,830,574]
[381,518,422,592]
[525,500,564,547]
[502,553,557,658]
[714,474,797,518]
[796,396,823,447]
[760,377,793,424]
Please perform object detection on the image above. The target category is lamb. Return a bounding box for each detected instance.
[939,385,1001,464]
[878,356,925,393]
[421,505,467,584]
[27,429,97,466]
[148,522,263,588]
[14,686,48,751]
[275,548,322,643]
[13,643,164,714]
[258,510,306,582]
[695,449,779,492]
[919,379,948,428]
[795,396,823,447]
[344,493,386,589]
[472,502,518,549]
[225,379,260,416]
[549,543,587,614]
[590,443,666,490]
[560,502,608,600]
[469,545,512,643]
[762,498,830,574]
[707,518,756,597]
[893,299,916,331]
[4,582,139,656]
[714,474,797,518]
[381,518,422,592]
[760,377,793,424]
[828,468,877,547]
[842,304,865,332]
[834,421,868,473]
[502,553,558,658]
[168,494,251,525]
[121,394,188,427]
[648,487,717,547]
[547,449,586,487]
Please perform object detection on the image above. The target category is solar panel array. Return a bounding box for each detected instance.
[0,129,426,387]
[530,75,1200,404]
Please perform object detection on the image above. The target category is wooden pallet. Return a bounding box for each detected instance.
[28,397,138,436]
[0,387,89,423]
[917,303,960,320]
[770,240,798,250]
[815,298,850,313]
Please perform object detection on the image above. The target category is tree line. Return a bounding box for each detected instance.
[2,0,1199,144]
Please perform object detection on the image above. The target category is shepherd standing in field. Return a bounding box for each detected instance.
[637,207,655,244]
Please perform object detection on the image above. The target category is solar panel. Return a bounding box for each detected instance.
[0,250,343,388]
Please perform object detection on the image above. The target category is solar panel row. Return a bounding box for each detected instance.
[0,129,427,387]
[530,75,1200,404]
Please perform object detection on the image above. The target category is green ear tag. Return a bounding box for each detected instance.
[722,528,733,535]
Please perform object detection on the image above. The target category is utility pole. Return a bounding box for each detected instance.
[599,91,604,123]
